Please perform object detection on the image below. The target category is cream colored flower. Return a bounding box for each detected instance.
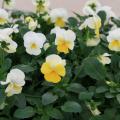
[79,15,101,38]
[50,8,68,27]
[0,28,17,53]
[43,43,50,51]
[12,24,19,33]
[83,0,101,15]
[23,31,46,55]
[107,28,120,52]
[4,0,15,9]
[51,27,76,54]
[0,69,25,97]
[25,17,38,31]
[41,54,66,83]
[83,6,95,16]
[98,53,111,65]
[32,0,50,13]
[42,14,50,22]
[86,37,100,46]
[0,9,9,25]
[4,40,17,53]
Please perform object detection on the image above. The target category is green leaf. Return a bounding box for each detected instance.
[47,108,63,119]
[83,57,106,81]
[12,64,36,73]
[41,115,49,120]
[96,86,108,93]
[98,11,106,25]
[42,92,58,105]
[1,58,12,71]
[15,94,26,108]
[105,92,114,98]
[67,83,85,93]
[14,106,35,119]
[116,94,120,104]
[61,101,82,113]
[79,91,93,101]
[68,17,78,27]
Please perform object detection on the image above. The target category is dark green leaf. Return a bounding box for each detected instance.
[14,106,35,119]
[61,101,82,113]
[42,92,58,105]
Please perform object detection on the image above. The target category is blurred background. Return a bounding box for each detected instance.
[0,0,120,16]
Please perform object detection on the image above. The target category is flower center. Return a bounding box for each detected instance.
[31,43,37,49]
[57,38,70,54]
[55,17,65,27]
[0,17,7,25]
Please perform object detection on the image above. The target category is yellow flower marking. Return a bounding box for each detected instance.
[94,18,101,38]
[57,38,71,54]
[108,40,120,51]
[25,17,34,23]
[41,62,66,83]
[6,83,22,97]
[36,4,45,13]
[0,17,7,25]
[55,17,65,27]
[31,43,37,49]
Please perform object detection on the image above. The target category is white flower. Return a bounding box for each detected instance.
[97,6,116,22]
[44,43,50,50]
[4,0,15,9]
[25,17,38,31]
[0,28,17,53]
[50,8,68,27]
[4,40,17,53]
[107,28,120,52]
[23,31,46,55]
[0,69,25,97]
[51,27,76,54]
[98,53,111,65]
[83,6,95,16]
[85,0,101,10]
[42,14,50,21]
[0,9,9,25]
[79,15,101,38]
[29,20,38,31]
[83,0,101,15]
[12,24,19,33]
[32,0,50,13]
[86,37,100,46]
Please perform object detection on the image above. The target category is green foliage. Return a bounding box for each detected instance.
[0,2,120,120]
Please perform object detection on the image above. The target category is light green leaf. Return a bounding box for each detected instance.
[61,101,82,113]
[14,106,35,119]
[42,92,58,105]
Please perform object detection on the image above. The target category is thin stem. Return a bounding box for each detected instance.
[0,48,5,66]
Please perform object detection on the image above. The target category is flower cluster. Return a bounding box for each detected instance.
[0,0,120,119]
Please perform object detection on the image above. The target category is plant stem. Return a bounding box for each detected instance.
[0,49,5,66]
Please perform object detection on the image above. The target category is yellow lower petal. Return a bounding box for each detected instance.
[54,64,66,76]
[6,83,22,97]
[0,17,7,25]
[41,62,52,74]
[55,18,65,27]
[95,18,101,38]
[57,39,70,54]
[108,40,120,51]
[44,71,61,83]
